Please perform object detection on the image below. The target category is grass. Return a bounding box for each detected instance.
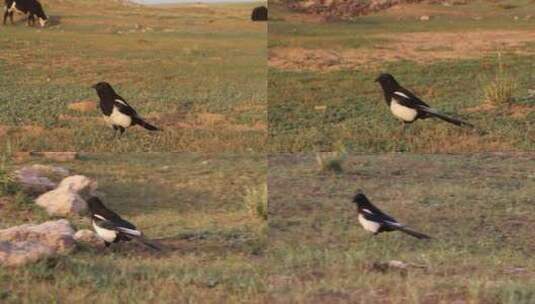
[0,153,268,303]
[244,183,268,221]
[482,53,518,105]
[0,0,266,152]
[268,1,535,152]
[267,153,535,303]
[315,150,346,174]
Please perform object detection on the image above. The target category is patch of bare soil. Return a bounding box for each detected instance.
[173,112,266,133]
[0,125,8,138]
[286,0,456,20]
[465,103,534,118]
[269,30,535,71]
[423,132,515,152]
[68,101,97,113]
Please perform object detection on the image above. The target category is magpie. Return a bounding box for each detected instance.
[87,196,161,250]
[92,82,161,138]
[351,192,431,239]
[375,73,474,128]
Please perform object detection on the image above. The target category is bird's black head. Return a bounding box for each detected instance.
[375,73,399,88]
[86,196,106,215]
[352,191,370,207]
[91,82,114,93]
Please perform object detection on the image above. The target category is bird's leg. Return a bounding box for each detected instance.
[109,126,117,140]
[118,127,125,139]
[394,120,406,151]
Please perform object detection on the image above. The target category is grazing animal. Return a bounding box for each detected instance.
[87,197,161,250]
[352,191,431,239]
[92,82,161,138]
[251,6,267,21]
[375,73,474,129]
[3,0,48,27]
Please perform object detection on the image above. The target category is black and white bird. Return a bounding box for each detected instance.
[351,192,431,239]
[92,82,161,138]
[375,73,473,128]
[87,196,161,250]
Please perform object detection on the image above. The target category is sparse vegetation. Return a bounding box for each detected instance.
[482,53,518,105]
[268,2,535,152]
[315,143,347,174]
[0,0,267,153]
[0,153,268,303]
[268,153,535,303]
[244,183,268,221]
[0,150,17,196]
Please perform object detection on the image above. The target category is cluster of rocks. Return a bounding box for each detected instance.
[1,165,105,267]
[286,0,465,20]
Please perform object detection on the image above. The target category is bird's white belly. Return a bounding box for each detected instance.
[358,214,380,233]
[108,107,132,128]
[390,100,417,122]
[93,222,117,243]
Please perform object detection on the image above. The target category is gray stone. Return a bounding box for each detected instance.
[0,220,76,267]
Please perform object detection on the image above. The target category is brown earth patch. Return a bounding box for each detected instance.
[68,101,97,113]
[423,132,514,152]
[0,125,8,138]
[173,112,266,132]
[269,30,535,71]
[508,104,534,119]
[465,102,498,113]
[465,103,534,118]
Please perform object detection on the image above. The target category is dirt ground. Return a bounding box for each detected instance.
[269,30,535,71]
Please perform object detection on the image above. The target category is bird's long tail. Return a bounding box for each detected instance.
[420,107,474,128]
[132,117,161,131]
[131,235,163,250]
[397,226,431,239]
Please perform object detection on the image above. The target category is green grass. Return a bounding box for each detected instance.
[268,2,535,152]
[0,0,266,152]
[267,153,535,303]
[0,153,268,303]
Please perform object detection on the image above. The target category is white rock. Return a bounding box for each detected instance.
[74,229,106,249]
[420,15,430,21]
[0,219,76,267]
[57,175,97,198]
[35,175,97,216]
[35,190,87,216]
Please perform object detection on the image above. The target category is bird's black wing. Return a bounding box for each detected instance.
[393,88,474,127]
[113,97,139,118]
[94,215,140,235]
[360,207,400,226]
[94,216,161,249]
[357,194,399,224]
[93,213,137,231]
[391,87,431,109]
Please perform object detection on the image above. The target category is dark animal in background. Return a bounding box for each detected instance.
[251,6,267,21]
[3,0,48,27]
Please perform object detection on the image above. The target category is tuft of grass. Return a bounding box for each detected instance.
[0,149,18,197]
[482,53,517,105]
[315,143,347,174]
[497,283,535,304]
[244,183,268,221]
